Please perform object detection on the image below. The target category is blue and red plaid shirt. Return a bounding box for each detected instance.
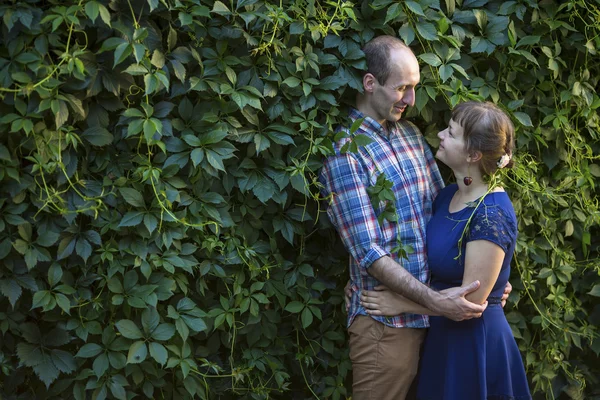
[320,108,444,328]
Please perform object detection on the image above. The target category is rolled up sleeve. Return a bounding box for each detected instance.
[319,151,390,270]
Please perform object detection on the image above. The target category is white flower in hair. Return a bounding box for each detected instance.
[497,154,511,169]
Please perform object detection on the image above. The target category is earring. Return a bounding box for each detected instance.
[463,163,473,186]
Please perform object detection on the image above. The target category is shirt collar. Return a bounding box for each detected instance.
[349,108,394,139]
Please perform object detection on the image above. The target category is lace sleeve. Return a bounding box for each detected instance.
[466,203,517,253]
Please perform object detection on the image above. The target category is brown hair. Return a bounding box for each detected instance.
[363,36,411,85]
[451,101,515,175]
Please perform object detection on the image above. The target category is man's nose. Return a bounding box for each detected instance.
[403,88,416,107]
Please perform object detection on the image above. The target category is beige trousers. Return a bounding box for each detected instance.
[349,316,426,400]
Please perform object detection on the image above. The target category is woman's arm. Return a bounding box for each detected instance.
[462,240,505,304]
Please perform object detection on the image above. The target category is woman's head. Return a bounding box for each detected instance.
[450,101,515,175]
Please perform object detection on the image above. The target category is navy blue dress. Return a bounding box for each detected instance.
[417,184,531,400]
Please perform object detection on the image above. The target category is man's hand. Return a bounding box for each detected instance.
[436,281,487,321]
[501,281,512,308]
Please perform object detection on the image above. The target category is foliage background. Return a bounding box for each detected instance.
[0,0,599,399]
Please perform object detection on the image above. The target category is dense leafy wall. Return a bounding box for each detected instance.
[0,0,599,398]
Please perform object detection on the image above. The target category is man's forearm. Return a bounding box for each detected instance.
[368,256,442,311]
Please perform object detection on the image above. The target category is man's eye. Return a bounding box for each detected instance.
[397,86,406,91]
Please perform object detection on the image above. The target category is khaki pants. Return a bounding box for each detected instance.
[349,316,426,400]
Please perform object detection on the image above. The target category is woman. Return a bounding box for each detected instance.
[360,101,531,399]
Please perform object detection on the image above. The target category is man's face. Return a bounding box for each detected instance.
[366,48,420,124]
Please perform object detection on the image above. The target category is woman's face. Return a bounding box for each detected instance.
[436,119,468,168]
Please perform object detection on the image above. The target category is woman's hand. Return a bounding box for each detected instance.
[360,285,409,316]
[344,280,352,312]
[501,281,512,307]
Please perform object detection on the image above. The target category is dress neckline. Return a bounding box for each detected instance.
[446,185,507,216]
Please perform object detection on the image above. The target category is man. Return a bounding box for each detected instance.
[319,36,492,399]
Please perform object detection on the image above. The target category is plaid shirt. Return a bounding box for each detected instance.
[319,108,444,328]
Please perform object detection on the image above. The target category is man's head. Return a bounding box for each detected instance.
[357,36,420,125]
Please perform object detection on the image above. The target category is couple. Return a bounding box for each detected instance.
[319,36,531,399]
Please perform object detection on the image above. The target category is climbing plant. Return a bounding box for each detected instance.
[0,0,598,399]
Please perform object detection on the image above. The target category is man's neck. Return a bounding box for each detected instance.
[354,106,390,134]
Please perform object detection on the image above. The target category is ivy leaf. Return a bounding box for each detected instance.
[33,353,60,388]
[151,324,175,341]
[416,22,438,41]
[119,188,145,207]
[56,237,76,259]
[405,1,425,16]
[82,126,114,146]
[126,341,148,364]
[76,343,103,358]
[149,342,168,365]
[301,307,313,328]
[118,211,145,227]
[284,301,304,313]
[115,320,144,340]
[51,349,76,373]
[85,1,100,23]
[142,308,160,334]
[513,112,533,127]
[17,342,43,367]
[0,279,22,308]
[419,53,442,67]
[589,285,600,297]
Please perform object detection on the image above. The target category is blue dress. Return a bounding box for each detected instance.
[417,184,531,400]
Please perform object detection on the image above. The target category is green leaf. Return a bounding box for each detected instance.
[142,307,160,334]
[82,126,113,146]
[48,263,63,287]
[149,342,168,365]
[0,279,22,308]
[85,1,100,23]
[118,211,144,227]
[513,112,533,127]
[115,320,144,339]
[51,349,76,373]
[151,324,175,341]
[119,188,145,207]
[416,22,438,41]
[284,301,304,313]
[98,3,111,25]
[301,307,313,328]
[31,290,52,310]
[283,77,301,88]
[589,285,600,297]
[352,134,373,147]
[405,1,425,16]
[17,342,43,367]
[516,36,541,48]
[33,353,59,388]
[113,42,132,68]
[37,230,60,247]
[182,315,207,332]
[109,380,127,400]
[419,53,442,67]
[212,1,231,14]
[76,343,103,358]
[385,3,403,24]
[126,341,148,364]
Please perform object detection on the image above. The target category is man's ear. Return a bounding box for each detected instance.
[363,73,377,93]
[467,151,483,163]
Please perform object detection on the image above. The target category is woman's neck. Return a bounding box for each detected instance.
[454,172,489,200]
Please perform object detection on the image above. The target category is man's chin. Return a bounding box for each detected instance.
[387,113,403,122]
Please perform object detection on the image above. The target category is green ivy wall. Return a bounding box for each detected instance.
[0,0,598,399]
